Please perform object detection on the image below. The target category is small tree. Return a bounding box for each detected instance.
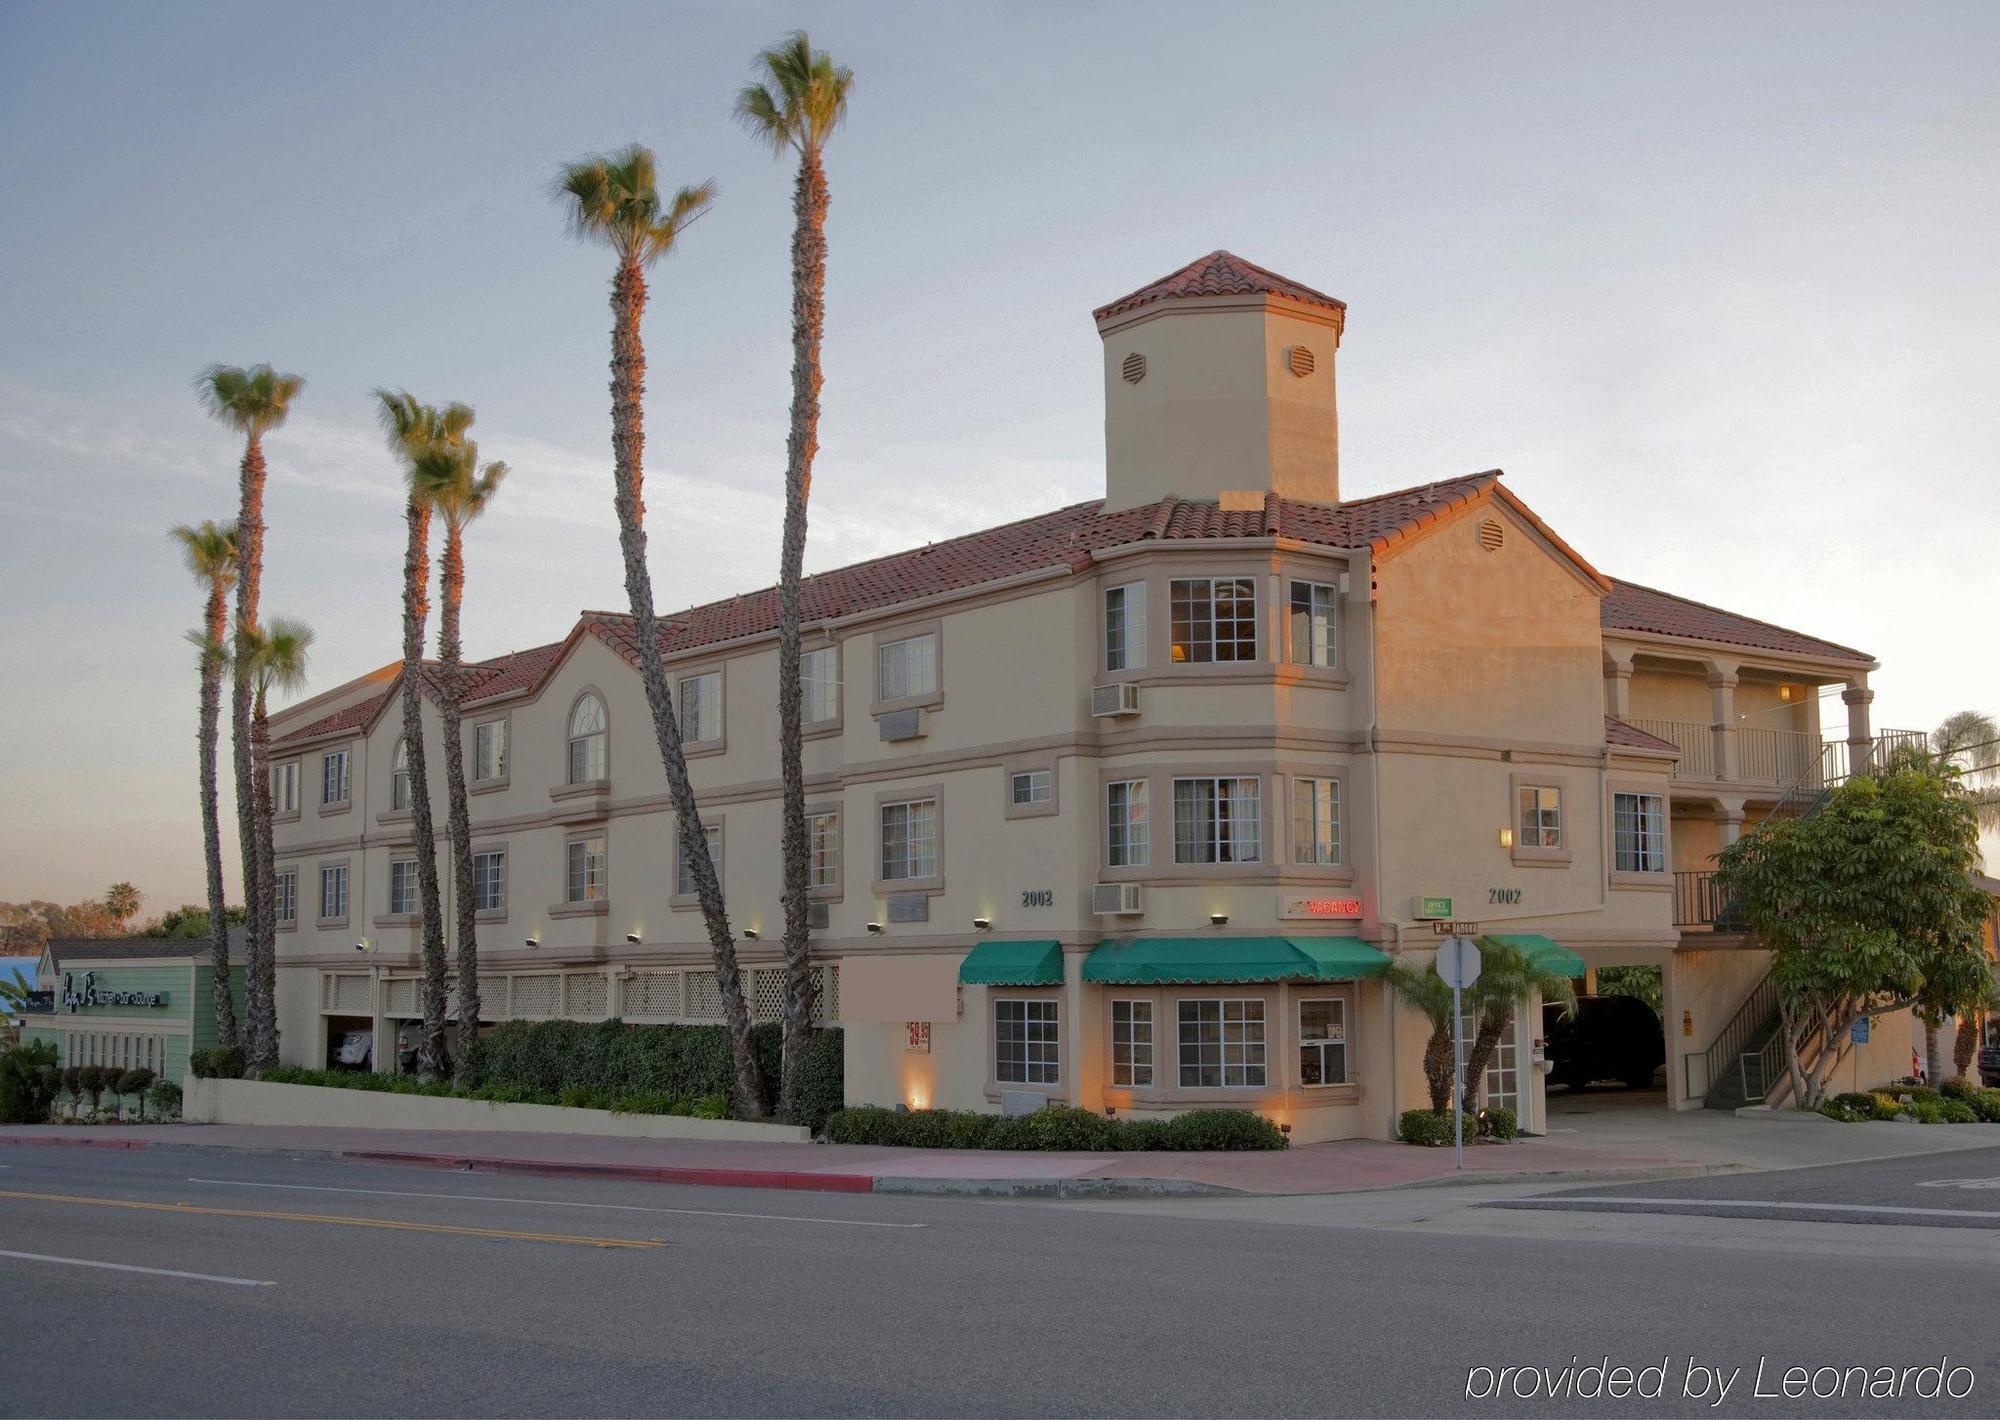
[1381,961,1455,1113]
[59,1065,83,1120]
[79,1065,109,1116]
[1461,940,1577,1115]
[1716,763,1991,1109]
[118,1069,156,1121]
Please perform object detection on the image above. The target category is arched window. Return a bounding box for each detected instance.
[390,738,411,811]
[567,694,607,784]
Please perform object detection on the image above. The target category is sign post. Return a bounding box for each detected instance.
[1435,935,1482,1171]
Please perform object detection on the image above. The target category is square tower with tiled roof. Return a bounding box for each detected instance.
[1094,250,1346,512]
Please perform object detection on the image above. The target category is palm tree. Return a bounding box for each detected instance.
[1380,960,1457,1114]
[1459,940,1576,1116]
[736,31,855,1121]
[375,391,468,1078]
[196,363,303,1065]
[1933,710,2000,827]
[554,145,767,1118]
[238,616,313,1069]
[414,434,509,1073]
[170,518,240,1048]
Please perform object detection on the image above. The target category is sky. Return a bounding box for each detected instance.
[2,1,1996,910]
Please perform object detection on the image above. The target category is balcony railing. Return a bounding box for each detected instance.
[1674,869,1745,929]
[1622,722,1927,789]
[1737,727,1819,785]
[1626,719,1714,780]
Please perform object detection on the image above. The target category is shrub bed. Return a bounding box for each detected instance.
[1820,1084,2000,1124]
[824,1104,1288,1151]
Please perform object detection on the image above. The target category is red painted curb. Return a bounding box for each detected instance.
[337,1149,877,1194]
[0,1135,153,1151]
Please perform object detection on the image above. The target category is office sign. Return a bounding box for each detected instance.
[18,989,55,1014]
[1279,894,1363,921]
[1414,896,1453,920]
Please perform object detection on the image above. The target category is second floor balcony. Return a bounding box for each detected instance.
[1625,721,1926,793]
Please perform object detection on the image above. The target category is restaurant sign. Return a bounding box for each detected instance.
[62,971,167,1013]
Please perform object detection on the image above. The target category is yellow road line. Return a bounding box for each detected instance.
[0,1189,663,1249]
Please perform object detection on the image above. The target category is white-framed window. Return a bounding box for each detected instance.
[1288,580,1338,668]
[1106,779,1149,867]
[1010,769,1052,807]
[880,797,938,881]
[319,864,348,920]
[809,811,840,890]
[388,858,418,915]
[322,750,350,805]
[1111,999,1154,1087]
[675,823,724,898]
[1104,583,1147,672]
[1519,785,1563,849]
[1299,998,1348,1086]
[802,646,840,724]
[270,761,299,815]
[876,633,937,702]
[1613,791,1669,873]
[1173,777,1261,864]
[1169,577,1256,663]
[677,671,722,744]
[1292,777,1341,865]
[994,998,1059,1086]
[390,738,411,811]
[472,850,506,911]
[473,720,507,782]
[565,835,606,903]
[273,869,297,925]
[567,695,607,784]
[1178,998,1266,1087]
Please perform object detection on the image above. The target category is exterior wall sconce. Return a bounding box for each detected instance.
[1498,827,1515,849]
[524,935,540,948]
[625,932,643,944]
[742,928,758,940]
[972,917,992,931]
[866,922,885,935]
[352,938,373,953]
[1209,913,1229,927]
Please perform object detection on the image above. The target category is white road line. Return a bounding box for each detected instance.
[185,1177,925,1228]
[0,1248,275,1287]
[1522,1196,2000,1222]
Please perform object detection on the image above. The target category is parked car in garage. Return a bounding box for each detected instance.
[1543,994,1666,1091]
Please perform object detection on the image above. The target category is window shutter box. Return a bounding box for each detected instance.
[806,901,830,931]
[887,893,930,924]
[1091,683,1142,718]
[1092,882,1143,916]
[878,708,925,742]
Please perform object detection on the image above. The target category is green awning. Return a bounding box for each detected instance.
[1486,933,1587,979]
[1082,936,1390,986]
[958,940,1065,986]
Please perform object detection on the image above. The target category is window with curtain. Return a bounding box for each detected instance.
[876,633,937,701]
[390,739,411,811]
[1288,580,1338,667]
[388,858,418,915]
[270,761,299,815]
[1106,780,1149,867]
[565,836,606,902]
[677,671,722,743]
[1173,777,1261,863]
[567,696,607,784]
[1518,785,1563,848]
[879,798,938,881]
[473,721,508,782]
[802,646,841,723]
[1613,792,1668,872]
[322,750,349,805]
[1104,584,1147,671]
[809,811,840,889]
[1169,577,1256,663]
[472,850,506,911]
[1292,778,1341,865]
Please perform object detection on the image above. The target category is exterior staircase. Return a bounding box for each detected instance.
[1697,972,1784,1109]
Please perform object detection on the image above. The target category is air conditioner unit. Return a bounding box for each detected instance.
[805,901,830,931]
[1092,882,1143,916]
[1091,683,1141,718]
[878,707,925,742]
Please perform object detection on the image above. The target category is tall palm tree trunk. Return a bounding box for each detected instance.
[230,434,266,1061]
[608,257,767,1118]
[1954,1016,1980,1082]
[400,497,450,1076]
[776,147,830,1119]
[440,524,480,1069]
[249,690,280,1067]
[197,583,237,1050]
[1421,1027,1454,1113]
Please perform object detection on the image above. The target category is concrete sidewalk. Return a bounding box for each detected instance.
[9,1108,1990,1199]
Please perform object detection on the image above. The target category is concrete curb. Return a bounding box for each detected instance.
[1382,1161,1748,1191]
[872,1175,1246,1199]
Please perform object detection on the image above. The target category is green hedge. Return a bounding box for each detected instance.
[1399,1109,1455,1146]
[189,1046,245,1080]
[823,1104,1288,1152]
[0,1040,58,1124]
[1483,1105,1519,1141]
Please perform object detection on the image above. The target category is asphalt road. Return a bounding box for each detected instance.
[2,1143,1998,1418]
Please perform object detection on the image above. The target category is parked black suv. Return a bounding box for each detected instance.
[1543,994,1666,1091]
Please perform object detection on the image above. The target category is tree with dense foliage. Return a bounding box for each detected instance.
[374,391,468,1077]
[412,431,509,1071]
[0,899,124,954]
[196,363,303,1054]
[170,517,241,1047]
[554,145,766,1117]
[1381,959,1457,1113]
[1715,762,1992,1109]
[140,905,246,940]
[238,615,313,1069]
[1461,941,1576,1115]
[102,883,142,928]
[736,31,854,1119]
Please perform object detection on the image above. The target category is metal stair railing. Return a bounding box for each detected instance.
[1686,970,1779,1102]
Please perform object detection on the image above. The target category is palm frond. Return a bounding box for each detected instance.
[196,364,303,436]
[735,31,854,155]
[184,627,229,668]
[554,144,714,266]
[168,519,239,584]
[240,616,315,696]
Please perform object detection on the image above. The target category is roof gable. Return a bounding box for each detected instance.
[1093,250,1348,323]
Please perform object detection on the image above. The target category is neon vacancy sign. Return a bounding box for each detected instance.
[62,971,167,1013]
[1279,895,1364,920]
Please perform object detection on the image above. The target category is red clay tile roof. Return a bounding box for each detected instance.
[1093,250,1348,322]
[1602,579,1872,665]
[1605,716,1680,753]
[273,641,568,747]
[274,691,391,747]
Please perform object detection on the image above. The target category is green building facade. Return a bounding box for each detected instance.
[18,939,246,1088]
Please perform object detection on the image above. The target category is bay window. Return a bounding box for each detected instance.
[1177,999,1266,1087]
[1173,777,1261,864]
[1169,577,1256,663]
[1288,580,1338,667]
[1104,583,1147,671]
[1106,779,1149,867]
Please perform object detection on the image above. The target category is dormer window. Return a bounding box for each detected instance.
[567,694,607,784]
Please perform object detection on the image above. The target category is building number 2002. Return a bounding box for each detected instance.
[1487,888,1522,905]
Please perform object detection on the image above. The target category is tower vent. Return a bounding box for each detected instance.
[1478,518,1505,551]
[1121,352,1146,384]
[1286,345,1316,378]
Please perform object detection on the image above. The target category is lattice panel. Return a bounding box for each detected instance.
[686,971,723,1021]
[511,973,560,1017]
[751,969,785,1021]
[815,965,840,1025]
[384,978,418,1016]
[329,975,370,1014]
[565,972,608,1019]
[626,972,681,1020]
[477,976,505,1019]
